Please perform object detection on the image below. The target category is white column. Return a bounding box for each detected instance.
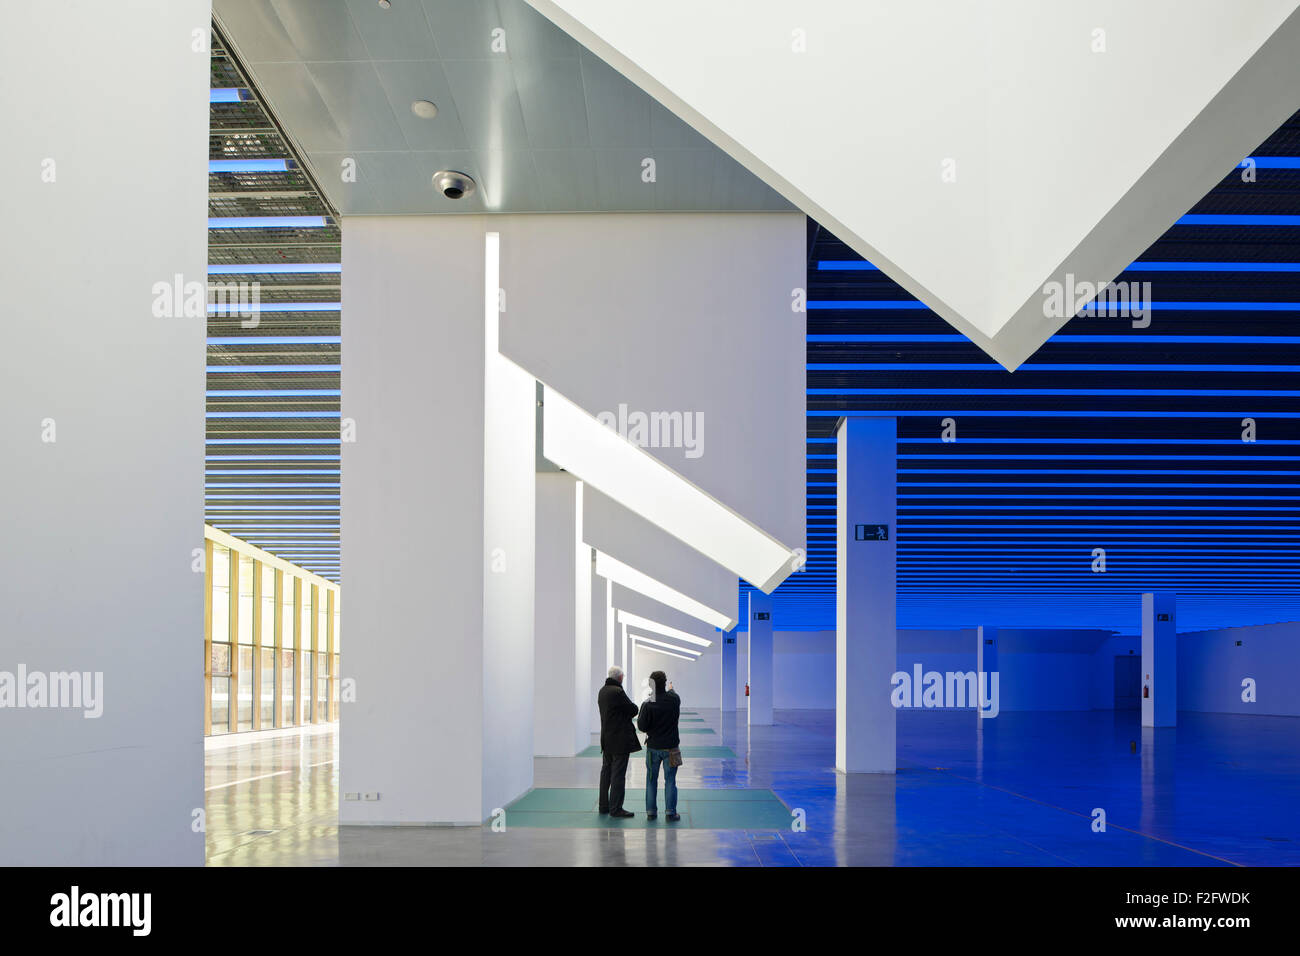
[977,626,999,718]
[588,564,605,735]
[1141,592,1177,727]
[747,591,774,725]
[0,0,209,865]
[836,417,898,773]
[620,620,629,678]
[340,220,535,824]
[721,628,738,712]
[534,473,590,757]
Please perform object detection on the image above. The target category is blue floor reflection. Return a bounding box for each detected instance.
[748,709,1300,866]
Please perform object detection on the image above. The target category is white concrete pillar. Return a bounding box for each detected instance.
[836,417,898,773]
[588,564,605,735]
[0,0,210,865]
[340,221,535,824]
[533,473,590,757]
[747,591,774,725]
[1141,592,1177,727]
[721,628,738,712]
[977,625,999,718]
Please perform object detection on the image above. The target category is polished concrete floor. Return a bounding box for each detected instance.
[205,708,1300,866]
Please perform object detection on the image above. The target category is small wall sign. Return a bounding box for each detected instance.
[855,524,889,541]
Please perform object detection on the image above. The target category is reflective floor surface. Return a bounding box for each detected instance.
[205,708,1300,866]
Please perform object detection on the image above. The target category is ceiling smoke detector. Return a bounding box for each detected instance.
[377,1,391,9]
[410,99,438,119]
[432,170,475,200]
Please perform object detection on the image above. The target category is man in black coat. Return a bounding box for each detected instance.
[597,665,641,818]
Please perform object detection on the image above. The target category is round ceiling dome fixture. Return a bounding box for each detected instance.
[410,99,438,119]
[378,1,391,9]
[432,170,476,200]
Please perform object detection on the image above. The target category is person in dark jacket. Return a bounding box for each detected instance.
[597,665,641,818]
[636,670,681,821]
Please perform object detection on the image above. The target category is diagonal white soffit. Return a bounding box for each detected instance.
[527,0,1300,370]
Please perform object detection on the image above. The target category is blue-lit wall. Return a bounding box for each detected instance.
[749,623,1297,713]
[1178,621,1300,716]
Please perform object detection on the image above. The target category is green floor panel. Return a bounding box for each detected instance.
[679,727,716,734]
[685,801,793,830]
[674,745,736,758]
[507,788,599,811]
[503,788,788,829]
[665,788,777,802]
[576,744,734,758]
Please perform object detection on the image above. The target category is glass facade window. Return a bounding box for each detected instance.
[300,650,312,724]
[204,530,339,735]
[281,574,295,652]
[280,648,295,726]
[332,653,340,713]
[211,642,231,734]
[237,554,254,645]
[260,647,275,728]
[237,646,254,731]
[316,650,329,720]
[260,564,276,645]
[211,545,230,645]
[300,585,312,660]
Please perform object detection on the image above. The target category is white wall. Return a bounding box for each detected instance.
[634,635,722,711]
[583,484,735,628]
[500,213,806,566]
[1178,621,1300,716]
[0,1,209,865]
[746,629,1129,713]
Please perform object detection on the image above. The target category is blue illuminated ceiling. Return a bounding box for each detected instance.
[750,108,1300,634]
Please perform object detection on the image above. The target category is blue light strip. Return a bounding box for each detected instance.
[207,389,341,397]
[208,263,340,275]
[207,484,340,489]
[206,455,340,461]
[807,363,1300,372]
[205,411,338,418]
[208,217,327,229]
[206,494,340,500]
[1177,214,1300,226]
[207,438,340,444]
[206,470,340,475]
[807,334,1300,343]
[208,365,341,373]
[208,160,287,173]
[808,387,1300,397]
[208,302,340,313]
[817,260,1300,273]
[207,336,339,345]
[808,411,1300,419]
[209,88,245,103]
[808,301,1300,312]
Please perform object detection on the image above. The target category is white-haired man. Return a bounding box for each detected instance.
[597,665,641,818]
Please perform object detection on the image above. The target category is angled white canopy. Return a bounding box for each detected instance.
[528,0,1300,369]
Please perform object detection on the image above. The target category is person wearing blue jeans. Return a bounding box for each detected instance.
[636,670,681,822]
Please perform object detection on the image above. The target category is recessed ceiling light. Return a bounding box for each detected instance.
[410,100,438,119]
